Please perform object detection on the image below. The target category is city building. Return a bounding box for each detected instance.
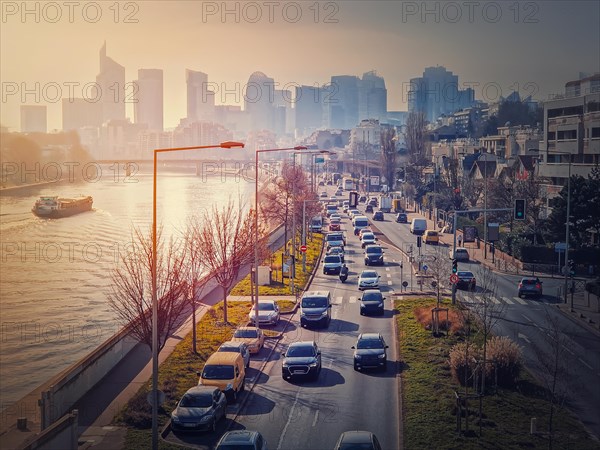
[359,71,387,123]
[186,69,215,122]
[96,42,126,125]
[20,105,47,133]
[327,75,360,129]
[62,98,102,132]
[134,69,164,131]
[244,71,275,131]
[294,85,326,138]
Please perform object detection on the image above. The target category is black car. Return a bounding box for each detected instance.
[373,211,384,221]
[395,212,408,223]
[360,289,385,316]
[352,333,388,371]
[365,204,374,213]
[456,270,476,290]
[171,386,227,432]
[282,341,321,381]
[364,245,384,266]
[334,431,382,450]
[359,195,367,203]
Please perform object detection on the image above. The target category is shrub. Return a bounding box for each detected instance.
[448,341,481,386]
[414,306,466,335]
[486,336,523,387]
[120,389,152,428]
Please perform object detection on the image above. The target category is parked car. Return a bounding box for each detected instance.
[373,211,384,221]
[365,204,374,213]
[232,326,265,354]
[364,245,384,266]
[352,333,388,371]
[518,276,543,298]
[323,254,343,275]
[358,269,381,290]
[320,191,328,198]
[282,341,322,381]
[334,431,382,450]
[395,212,408,223]
[217,341,250,368]
[248,300,280,326]
[360,289,385,316]
[215,430,268,450]
[423,229,439,245]
[171,386,227,433]
[360,232,377,248]
[450,247,470,262]
[456,271,476,290]
[197,352,245,403]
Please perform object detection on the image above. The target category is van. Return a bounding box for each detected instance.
[353,216,369,235]
[300,291,332,328]
[410,217,427,235]
[423,229,439,244]
[197,352,245,403]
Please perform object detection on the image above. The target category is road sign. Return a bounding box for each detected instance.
[300,245,307,252]
[422,264,428,272]
[450,274,459,284]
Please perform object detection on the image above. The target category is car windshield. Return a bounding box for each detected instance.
[326,234,343,241]
[362,233,375,239]
[255,303,275,311]
[218,345,240,352]
[366,247,382,254]
[286,345,315,357]
[324,256,341,263]
[234,329,258,338]
[179,392,213,408]
[302,297,328,308]
[362,292,383,302]
[357,339,384,349]
[355,220,368,226]
[361,271,378,278]
[202,365,234,380]
[522,279,539,285]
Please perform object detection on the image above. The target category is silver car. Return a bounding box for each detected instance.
[248,300,280,326]
[217,340,251,368]
[358,270,381,290]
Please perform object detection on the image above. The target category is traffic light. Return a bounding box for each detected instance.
[514,199,526,220]
[452,259,458,273]
[416,236,422,248]
[568,259,575,276]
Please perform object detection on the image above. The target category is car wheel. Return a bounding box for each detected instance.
[382,361,387,371]
[518,292,522,298]
[232,389,238,403]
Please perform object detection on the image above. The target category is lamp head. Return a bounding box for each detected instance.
[220,141,245,149]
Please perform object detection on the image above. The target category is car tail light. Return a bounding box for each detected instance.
[535,283,541,289]
[518,282,523,288]
[472,278,476,284]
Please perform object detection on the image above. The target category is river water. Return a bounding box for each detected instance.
[0,163,255,407]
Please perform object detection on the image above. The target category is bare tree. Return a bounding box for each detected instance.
[196,198,259,323]
[380,127,398,191]
[422,245,451,307]
[405,111,427,161]
[108,226,189,353]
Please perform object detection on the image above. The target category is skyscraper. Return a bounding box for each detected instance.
[20,105,47,132]
[96,42,126,124]
[186,69,215,122]
[244,71,275,131]
[328,75,359,129]
[359,71,387,123]
[294,85,326,137]
[134,69,164,131]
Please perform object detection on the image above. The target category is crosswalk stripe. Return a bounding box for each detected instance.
[349,296,357,303]
[387,281,393,285]
[334,296,343,304]
[513,296,528,305]
[491,297,501,304]
[503,297,514,305]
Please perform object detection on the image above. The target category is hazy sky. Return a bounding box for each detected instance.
[1,0,599,131]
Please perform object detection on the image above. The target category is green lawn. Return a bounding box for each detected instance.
[396,297,597,449]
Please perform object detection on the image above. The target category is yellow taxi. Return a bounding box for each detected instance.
[423,229,439,245]
[232,326,265,354]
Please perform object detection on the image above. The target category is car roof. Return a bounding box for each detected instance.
[455,247,468,251]
[218,430,260,444]
[457,271,474,276]
[288,340,315,348]
[205,352,242,365]
[520,276,540,281]
[360,270,378,276]
[184,385,220,396]
[303,290,330,297]
[358,333,382,340]
[219,340,247,349]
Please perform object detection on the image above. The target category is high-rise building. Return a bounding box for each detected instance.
[359,71,387,123]
[96,42,126,124]
[134,69,164,131]
[294,85,326,137]
[408,66,475,122]
[186,69,215,122]
[20,105,47,133]
[244,71,275,131]
[328,75,359,129]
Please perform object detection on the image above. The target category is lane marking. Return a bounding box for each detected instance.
[503,297,514,305]
[349,296,357,304]
[578,357,593,370]
[387,281,393,285]
[277,390,301,450]
[312,410,319,427]
[513,296,528,305]
[521,313,532,323]
[562,345,575,356]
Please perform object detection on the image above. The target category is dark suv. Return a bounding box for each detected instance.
[364,245,384,266]
[282,341,322,381]
[352,333,388,371]
[373,211,384,221]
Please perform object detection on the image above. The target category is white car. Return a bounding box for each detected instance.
[358,227,374,238]
[358,270,381,290]
[329,214,342,222]
[360,232,377,248]
[248,300,280,326]
[348,209,360,219]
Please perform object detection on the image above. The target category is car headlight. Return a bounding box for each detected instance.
[199,414,212,423]
[171,414,180,423]
[378,302,384,307]
[354,354,362,359]
[320,310,329,317]
[378,354,386,359]
[282,361,289,368]
[309,361,319,367]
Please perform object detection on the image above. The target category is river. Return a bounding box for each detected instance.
[0,163,255,407]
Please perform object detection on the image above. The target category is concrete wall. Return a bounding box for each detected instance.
[21,410,78,450]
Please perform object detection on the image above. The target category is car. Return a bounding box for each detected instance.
[348,208,361,219]
[171,386,227,432]
[282,341,322,381]
[342,201,350,212]
[318,181,325,186]
[215,430,268,450]
[325,231,345,249]
[395,212,408,223]
[423,229,439,245]
[365,204,374,213]
[335,189,343,196]
[248,300,280,326]
[217,341,250,368]
[329,220,341,231]
[197,352,246,402]
[373,211,384,221]
[368,197,378,207]
[352,333,388,371]
[320,191,328,198]
[518,276,543,298]
[360,232,377,248]
[329,196,337,203]
[326,180,333,185]
[456,271,476,290]
[232,326,264,354]
[358,227,373,238]
[358,195,367,203]
[334,431,382,450]
[364,245,384,266]
[323,254,343,275]
[358,269,381,290]
[300,291,332,328]
[360,289,385,316]
[326,245,345,263]
[450,247,470,262]
[330,213,342,221]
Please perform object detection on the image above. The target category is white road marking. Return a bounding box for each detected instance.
[387,281,393,285]
[521,313,532,323]
[578,357,593,370]
[562,345,575,356]
[386,267,391,271]
[513,296,528,305]
[349,296,357,304]
[503,297,514,305]
[517,332,530,344]
[386,273,392,278]
[312,410,319,427]
[334,296,343,304]
[277,390,301,450]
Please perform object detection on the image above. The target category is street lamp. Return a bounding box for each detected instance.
[254,146,307,327]
[152,141,244,450]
